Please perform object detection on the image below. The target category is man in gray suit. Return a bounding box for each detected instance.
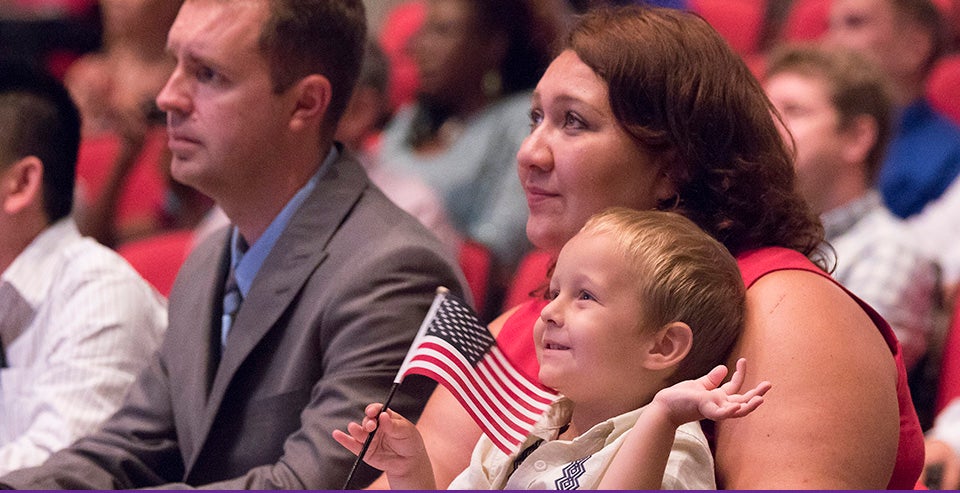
[0,0,465,489]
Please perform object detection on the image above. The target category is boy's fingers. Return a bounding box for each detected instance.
[332,429,363,455]
[719,359,746,393]
[348,421,371,440]
[365,402,385,417]
[733,381,772,402]
[701,364,729,389]
[734,396,765,416]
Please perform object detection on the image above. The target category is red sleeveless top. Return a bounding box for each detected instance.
[497,246,923,489]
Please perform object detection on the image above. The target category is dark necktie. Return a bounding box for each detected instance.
[221,265,242,348]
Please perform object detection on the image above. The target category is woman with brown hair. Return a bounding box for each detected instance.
[370,5,923,490]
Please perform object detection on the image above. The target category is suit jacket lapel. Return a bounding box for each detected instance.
[192,154,370,466]
[167,226,230,469]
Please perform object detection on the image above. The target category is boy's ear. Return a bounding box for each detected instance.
[2,156,44,215]
[642,321,693,370]
[289,74,332,132]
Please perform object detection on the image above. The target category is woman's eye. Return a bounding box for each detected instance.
[563,112,586,129]
[528,109,544,130]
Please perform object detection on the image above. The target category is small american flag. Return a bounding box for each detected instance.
[397,287,559,455]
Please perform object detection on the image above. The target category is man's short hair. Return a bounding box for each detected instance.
[258,0,367,131]
[766,44,894,184]
[0,60,81,222]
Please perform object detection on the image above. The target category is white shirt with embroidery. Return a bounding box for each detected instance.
[0,219,167,474]
[448,396,716,490]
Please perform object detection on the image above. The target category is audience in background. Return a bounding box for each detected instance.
[905,174,960,307]
[827,0,960,219]
[0,60,166,475]
[62,0,178,138]
[764,44,939,372]
[0,0,100,79]
[335,39,460,253]
[65,0,214,249]
[376,0,425,114]
[0,0,465,488]
[375,0,561,288]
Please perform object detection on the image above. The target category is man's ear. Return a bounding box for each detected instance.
[840,114,879,166]
[900,20,935,76]
[289,74,332,132]
[642,321,693,370]
[2,156,43,215]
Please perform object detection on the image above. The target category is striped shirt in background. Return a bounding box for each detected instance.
[0,219,167,474]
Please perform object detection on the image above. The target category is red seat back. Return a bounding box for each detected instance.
[927,54,960,127]
[458,239,493,315]
[782,0,831,43]
[689,0,765,57]
[75,128,168,230]
[117,229,195,297]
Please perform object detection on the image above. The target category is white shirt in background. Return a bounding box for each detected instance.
[0,219,167,474]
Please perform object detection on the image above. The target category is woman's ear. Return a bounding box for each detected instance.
[2,156,43,215]
[654,164,679,207]
[289,74,332,132]
[642,321,693,370]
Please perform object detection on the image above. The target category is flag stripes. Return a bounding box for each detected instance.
[398,289,559,454]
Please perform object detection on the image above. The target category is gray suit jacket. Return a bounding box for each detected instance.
[0,151,466,489]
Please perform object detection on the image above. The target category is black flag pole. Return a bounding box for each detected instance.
[341,287,450,490]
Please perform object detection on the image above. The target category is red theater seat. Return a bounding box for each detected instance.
[117,229,195,297]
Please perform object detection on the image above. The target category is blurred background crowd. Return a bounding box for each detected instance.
[2,0,960,486]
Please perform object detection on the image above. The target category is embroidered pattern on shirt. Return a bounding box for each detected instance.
[554,454,592,490]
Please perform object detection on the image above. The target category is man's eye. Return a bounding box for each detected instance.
[781,104,809,118]
[196,66,217,82]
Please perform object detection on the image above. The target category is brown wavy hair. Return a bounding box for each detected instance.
[567,5,827,267]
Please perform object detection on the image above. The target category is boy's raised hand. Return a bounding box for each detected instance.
[332,403,437,490]
[652,358,772,427]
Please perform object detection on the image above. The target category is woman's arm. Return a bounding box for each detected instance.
[714,270,900,488]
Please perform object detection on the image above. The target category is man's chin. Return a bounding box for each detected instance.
[170,161,207,191]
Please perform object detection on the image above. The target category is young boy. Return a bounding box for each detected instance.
[334,208,771,489]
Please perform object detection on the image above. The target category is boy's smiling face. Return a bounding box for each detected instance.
[534,230,655,407]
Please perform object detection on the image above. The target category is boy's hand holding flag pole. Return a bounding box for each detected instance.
[341,287,559,489]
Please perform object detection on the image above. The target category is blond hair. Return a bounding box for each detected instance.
[580,208,745,384]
